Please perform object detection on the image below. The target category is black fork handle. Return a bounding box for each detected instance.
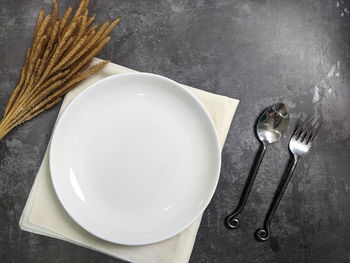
[255,155,298,241]
[225,143,267,229]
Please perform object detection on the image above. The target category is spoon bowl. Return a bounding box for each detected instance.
[257,103,289,144]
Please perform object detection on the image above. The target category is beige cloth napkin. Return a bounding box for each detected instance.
[19,58,239,263]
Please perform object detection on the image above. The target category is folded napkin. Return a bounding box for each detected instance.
[19,58,239,263]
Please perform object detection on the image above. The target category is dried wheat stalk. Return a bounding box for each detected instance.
[0,0,120,139]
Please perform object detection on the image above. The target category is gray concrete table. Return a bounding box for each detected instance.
[1,0,349,262]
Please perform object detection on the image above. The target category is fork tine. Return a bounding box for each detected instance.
[309,120,322,142]
[292,121,301,137]
[305,117,319,140]
[293,125,302,137]
[294,117,308,139]
[299,116,313,141]
[305,118,319,144]
[305,117,315,131]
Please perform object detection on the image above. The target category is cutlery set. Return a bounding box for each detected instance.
[225,103,322,241]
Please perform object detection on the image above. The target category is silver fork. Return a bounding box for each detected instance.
[255,117,322,241]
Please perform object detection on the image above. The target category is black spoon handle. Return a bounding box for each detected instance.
[255,156,298,241]
[225,144,267,229]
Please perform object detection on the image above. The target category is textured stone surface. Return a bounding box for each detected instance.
[0,0,349,262]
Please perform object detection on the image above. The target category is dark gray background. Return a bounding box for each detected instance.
[0,0,349,262]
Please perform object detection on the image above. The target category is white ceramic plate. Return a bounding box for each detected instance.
[50,73,221,245]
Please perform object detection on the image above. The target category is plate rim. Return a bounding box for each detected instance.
[49,72,222,245]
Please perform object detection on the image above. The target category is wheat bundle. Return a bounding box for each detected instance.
[0,0,120,139]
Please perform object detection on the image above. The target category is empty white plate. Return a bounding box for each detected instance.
[50,73,221,245]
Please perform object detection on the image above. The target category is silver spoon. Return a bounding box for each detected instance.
[225,103,289,229]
